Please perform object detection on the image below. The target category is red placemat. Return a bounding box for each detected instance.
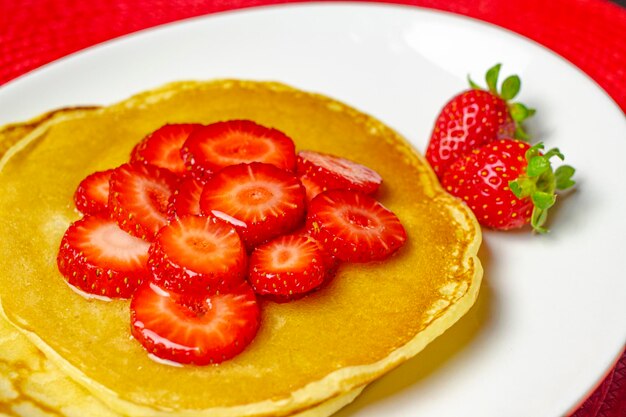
[1,1,625,416]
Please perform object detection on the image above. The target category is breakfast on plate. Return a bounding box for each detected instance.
[0,65,574,416]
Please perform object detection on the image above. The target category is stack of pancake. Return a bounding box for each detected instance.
[0,80,482,417]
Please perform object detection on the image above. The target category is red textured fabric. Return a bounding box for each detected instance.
[1,1,625,416]
[1,0,625,113]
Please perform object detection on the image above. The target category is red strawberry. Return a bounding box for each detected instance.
[292,226,338,272]
[74,169,114,216]
[296,150,382,195]
[131,124,202,175]
[442,139,575,232]
[148,215,246,295]
[57,215,150,298]
[181,120,296,179]
[426,64,535,178]
[130,281,260,365]
[298,173,324,204]
[167,175,206,218]
[109,163,178,241]
[249,234,327,300]
[306,190,407,262]
[199,162,306,248]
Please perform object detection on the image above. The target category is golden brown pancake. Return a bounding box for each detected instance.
[0,310,363,417]
[0,80,482,416]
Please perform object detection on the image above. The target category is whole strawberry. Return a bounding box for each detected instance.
[442,139,575,233]
[426,64,535,178]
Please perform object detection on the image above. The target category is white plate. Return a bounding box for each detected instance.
[1,3,625,417]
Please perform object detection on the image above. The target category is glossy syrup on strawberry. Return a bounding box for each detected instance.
[131,123,202,175]
[199,162,306,248]
[108,163,178,241]
[307,190,407,262]
[296,150,382,195]
[249,234,328,301]
[74,169,114,216]
[57,215,151,298]
[148,215,246,295]
[167,175,206,218]
[130,282,260,365]
[181,120,296,179]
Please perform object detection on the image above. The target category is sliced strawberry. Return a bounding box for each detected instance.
[109,163,178,241]
[131,124,202,175]
[167,175,206,218]
[298,173,324,204]
[148,215,246,295]
[306,190,406,263]
[74,169,114,216]
[57,215,150,298]
[249,234,327,301]
[130,281,260,365]
[296,150,382,195]
[292,225,338,272]
[199,162,306,248]
[181,120,296,179]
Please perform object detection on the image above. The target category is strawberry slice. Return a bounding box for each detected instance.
[306,190,406,262]
[249,234,327,301]
[167,175,206,218]
[74,169,114,216]
[131,124,202,175]
[130,281,260,365]
[298,173,324,204]
[57,215,150,298]
[294,226,339,273]
[181,120,296,179]
[109,163,178,241]
[148,215,246,295]
[199,162,306,248]
[296,150,382,195]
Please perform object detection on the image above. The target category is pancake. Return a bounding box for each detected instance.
[0,310,363,417]
[0,80,482,416]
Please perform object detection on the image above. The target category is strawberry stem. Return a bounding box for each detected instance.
[509,143,576,233]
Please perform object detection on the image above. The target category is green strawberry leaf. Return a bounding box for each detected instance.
[531,191,556,210]
[509,177,535,198]
[468,75,481,90]
[485,63,502,94]
[501,75,521,100]
[510,103,530,122]
[526,155,550,177]
[525,143,544,160]
[555,165,576,190]
[509,181,523,198]
[513,142,576,234]
[514,125,530,141]
[543,148,564,161]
